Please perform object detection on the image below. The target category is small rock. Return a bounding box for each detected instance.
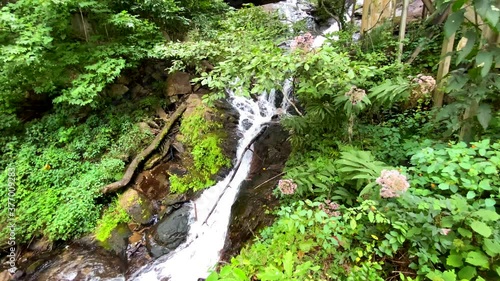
[119,189,154,225]
[168,163,188,177]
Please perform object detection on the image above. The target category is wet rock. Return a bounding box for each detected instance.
[165,71,191,97]
[168,163,188,177]
[221,123,291,261]
[119,189,154,225]
[145,204,191,258]
[100,223,132,260]
[24,242,126,281]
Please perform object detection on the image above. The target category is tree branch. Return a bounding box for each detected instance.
[101,103,187,194]
[202,125,269,225]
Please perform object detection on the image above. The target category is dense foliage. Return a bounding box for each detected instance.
[170,107,230,193]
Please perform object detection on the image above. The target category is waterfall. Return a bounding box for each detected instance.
[129,91,287,281]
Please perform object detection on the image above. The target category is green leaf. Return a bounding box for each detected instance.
[476,51,493,77]
[442,270,457,281]
[465,251,490,269]
[447,253,463,267]
[299,241,313,252]
[478,179,492,190]
[458,266,477,280]
[444,10,465,38]
[474,0,500,27]
[350,218,357,230]
[473,209,500,221]
[283,251,293,277]
[470,220,492,237]
[476,103,492,130]
[257,265,283,281]
[484,198,496,207]
[466,191,476,199]
[206,271,219,281]
[458,227,473,238]
[456,30,477,64]
[459,162,471,169]
[483,238,500,256]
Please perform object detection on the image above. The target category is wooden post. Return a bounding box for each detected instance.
[361,0,395,34]
[433,32,455,108]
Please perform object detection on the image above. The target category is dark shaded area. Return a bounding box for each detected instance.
[220,123,291,261]
[225,0,281,8]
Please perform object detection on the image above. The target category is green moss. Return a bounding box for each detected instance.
[170,107,230,193]
[94,200,130,242]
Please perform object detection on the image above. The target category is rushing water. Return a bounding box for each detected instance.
[129,89,288,281]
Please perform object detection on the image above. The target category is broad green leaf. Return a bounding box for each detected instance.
[473,209,500,221]
[470,220,492,237]
[484,198,496,207]
[444,10,465,38]
[475,0,500,27]
[456,30,477,64]
[350,218,357,230]
[476,51,493,77]
[458,266,477,280]
[458,227,473,238]
[206,272,219,281]
[232,268,247,281]
[283,251,293,277]
[442,270,457,281]
[447,253,463,267]
[483,238,500,256]
[465,251,490,269]
[478,179,492,190]
[476,103,492,130]
[466,191,476,199]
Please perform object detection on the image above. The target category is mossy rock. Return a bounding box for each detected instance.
[118,189,154,225]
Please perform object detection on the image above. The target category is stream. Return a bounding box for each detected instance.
[129,89,290,280]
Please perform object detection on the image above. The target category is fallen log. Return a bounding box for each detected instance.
[101,103,187,194]
[202,124,269,225]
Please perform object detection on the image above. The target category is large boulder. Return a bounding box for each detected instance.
[118,189,154,225]
[165,71,192,97]
[145,204,191,258]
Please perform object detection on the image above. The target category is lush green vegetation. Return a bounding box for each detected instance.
[94,198,130,242]
[1,0,499,280]
[0,0,230,244]
[173,2,498,281]
[170,107,230,193]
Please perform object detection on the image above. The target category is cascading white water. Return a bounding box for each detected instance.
[129,91,286,281]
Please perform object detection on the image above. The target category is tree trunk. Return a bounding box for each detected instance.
[101,103,187,194]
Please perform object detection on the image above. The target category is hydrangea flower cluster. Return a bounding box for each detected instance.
[344,86,366,105]
[290,32,314,52]
[278,179,297,195]
[376,170,410,198]
[411,74,436,96]
[319,199,341,217]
